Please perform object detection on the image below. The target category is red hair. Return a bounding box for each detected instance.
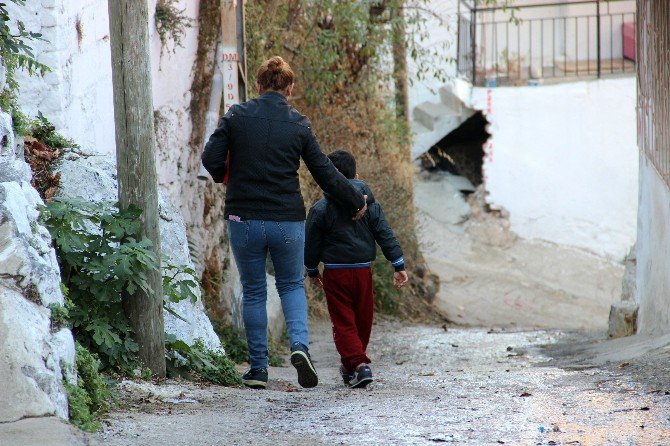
[256,56,295,93]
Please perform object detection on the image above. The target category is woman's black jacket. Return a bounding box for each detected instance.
[201,91,365,221]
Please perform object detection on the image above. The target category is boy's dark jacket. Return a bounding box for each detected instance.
[305,179,404,276]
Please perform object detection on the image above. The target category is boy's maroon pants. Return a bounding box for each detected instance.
[323,267,374,372]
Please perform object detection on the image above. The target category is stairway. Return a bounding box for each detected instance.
[411,85,475,159]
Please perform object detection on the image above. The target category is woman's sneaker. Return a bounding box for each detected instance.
[290,342,318,388]
[340,366,354,386]
[349,364,373,389]
[242,367,268,389]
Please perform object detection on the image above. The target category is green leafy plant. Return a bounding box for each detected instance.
[64,343,112,432]
[29,112,79,149]
[0,0,51,113]
[165,335,241,386]
[215,323,248,364]
[42,198,200,373]
[214,322,286,367]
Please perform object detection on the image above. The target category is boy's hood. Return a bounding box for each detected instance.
[325,179,375,205]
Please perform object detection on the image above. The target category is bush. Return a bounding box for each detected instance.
[64,344,111,432]
[247,1,427,317]
[216,323,248,364]
[165,335,241,386]
[42,199,200,373]
[29,112,78,149]
[373,259,400,315]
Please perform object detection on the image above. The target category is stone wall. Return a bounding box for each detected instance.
[0,112,75,423]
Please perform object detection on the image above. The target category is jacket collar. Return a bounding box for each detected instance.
[261,91,289,103]
[325,179,376,205]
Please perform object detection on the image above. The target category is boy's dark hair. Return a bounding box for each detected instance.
[328,150,356,179]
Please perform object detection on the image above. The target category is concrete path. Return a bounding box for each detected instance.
[0,417,94,446]
[94,320,670,445]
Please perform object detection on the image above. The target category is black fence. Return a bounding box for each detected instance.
[457,0,636,86]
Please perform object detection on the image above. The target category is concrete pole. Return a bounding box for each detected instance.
[107,0,166,377]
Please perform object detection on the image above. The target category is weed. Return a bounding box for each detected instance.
[65,343,111,432]
[165,335,241,386]
[155,0,192,55]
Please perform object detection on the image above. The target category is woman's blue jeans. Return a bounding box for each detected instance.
[228,219,309,369]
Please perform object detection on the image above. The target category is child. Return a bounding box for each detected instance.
[304,150,409,388]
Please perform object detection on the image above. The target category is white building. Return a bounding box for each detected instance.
[410,0,638,261]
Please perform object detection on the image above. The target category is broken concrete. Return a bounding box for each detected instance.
[411,86,476,158]
[607,302,639,338]
[607,245,639,338]
[414,176,624,331]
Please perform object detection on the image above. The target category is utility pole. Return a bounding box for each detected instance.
[108,0,166,376]
[392,0,410,128]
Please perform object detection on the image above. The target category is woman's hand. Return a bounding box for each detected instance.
[352,195,368,220]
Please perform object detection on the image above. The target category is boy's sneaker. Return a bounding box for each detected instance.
[340,366,354,386]
[242,367,268,389]
[290,342,318,388]
[349,364,373,389]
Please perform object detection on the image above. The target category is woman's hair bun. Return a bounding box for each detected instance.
[257,56,296,93]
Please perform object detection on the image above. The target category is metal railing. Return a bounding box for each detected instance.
[638,0,670,186]
[457,0,636,86]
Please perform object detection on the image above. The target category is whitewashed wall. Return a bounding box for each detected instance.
[636,155,670,335]
[408,0,458,112]
[465,77,638,260]
[9,0,201,202]
[11,0,116,153]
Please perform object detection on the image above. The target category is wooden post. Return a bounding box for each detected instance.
[221,0,241,112]
[392,0,410,127]
[236,0,248,101]
[108,0,166,377]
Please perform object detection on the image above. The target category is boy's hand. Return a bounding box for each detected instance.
[309,274,324,289]
[393,271,409,289]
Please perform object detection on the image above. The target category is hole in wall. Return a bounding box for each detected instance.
[419,111,490,189]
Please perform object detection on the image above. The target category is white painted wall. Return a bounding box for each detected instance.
[635,155,670,336]
[464,76,638,260]
[407,0,458,112]
[9,0,201,201]
[11,0,116,154]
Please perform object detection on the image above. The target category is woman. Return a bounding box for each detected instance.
[202,56,367,389]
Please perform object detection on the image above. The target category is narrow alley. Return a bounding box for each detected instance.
[90,174,670,446]
[96,319,670,446]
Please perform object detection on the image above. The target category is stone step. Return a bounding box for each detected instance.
[413,101,461,131]
[439,86,464,113]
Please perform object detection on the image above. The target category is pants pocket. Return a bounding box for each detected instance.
[228,220,250,248]
[275,221,303,244]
